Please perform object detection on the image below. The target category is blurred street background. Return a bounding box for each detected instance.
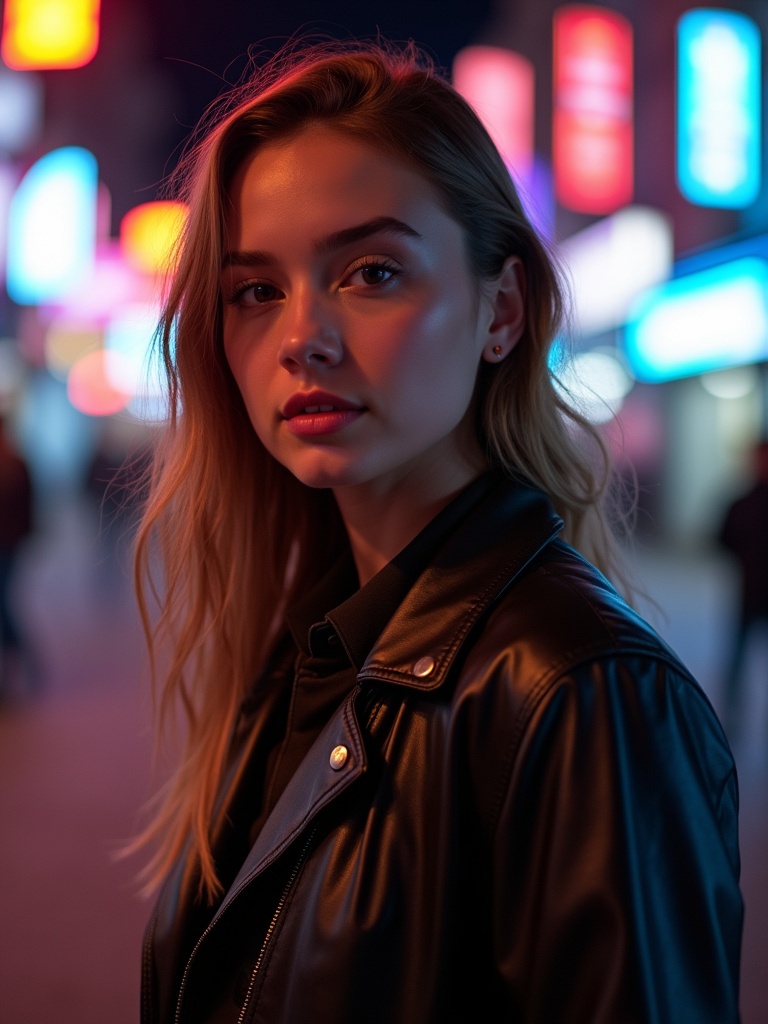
[1,0,768,1021]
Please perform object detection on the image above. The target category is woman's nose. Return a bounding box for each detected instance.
[278,293,343,371]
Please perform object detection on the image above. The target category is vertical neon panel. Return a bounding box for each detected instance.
[452,46,535,187]
[677,9,761,208]
[6,146,98,305]
[553,5,634,213]
[2,0,100,70]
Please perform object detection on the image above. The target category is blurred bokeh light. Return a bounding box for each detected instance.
[6,146,98,305]
[1,0,101,70]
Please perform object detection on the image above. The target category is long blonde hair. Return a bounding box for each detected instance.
[132,37,632,899]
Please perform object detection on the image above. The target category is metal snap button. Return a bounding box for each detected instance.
[413,655,436,678]
[329,744,348,770]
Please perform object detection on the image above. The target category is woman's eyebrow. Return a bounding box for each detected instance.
[221,215,421,269]
[314,215,421,254]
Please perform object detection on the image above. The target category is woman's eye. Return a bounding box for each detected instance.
[346,260,400,288]
[229,281,282,306]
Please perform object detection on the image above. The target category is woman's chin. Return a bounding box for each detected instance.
[284,460,370,492]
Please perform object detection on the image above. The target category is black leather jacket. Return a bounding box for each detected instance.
[142,479,743,1023]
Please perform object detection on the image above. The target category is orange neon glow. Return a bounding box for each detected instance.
[2,0,100,71]
[120,201,188,276]
[553,5,634,214]
[67,349,131,416]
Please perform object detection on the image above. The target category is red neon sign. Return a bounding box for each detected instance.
[553,5,634,213]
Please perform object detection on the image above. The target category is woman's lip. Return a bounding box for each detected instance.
[282,392,362,419]
[283,409,364,437]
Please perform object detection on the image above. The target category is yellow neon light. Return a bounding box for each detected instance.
[2,0,100,70]
[120,202,188,276]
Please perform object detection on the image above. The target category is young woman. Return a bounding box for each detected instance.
[134,39,743,1024]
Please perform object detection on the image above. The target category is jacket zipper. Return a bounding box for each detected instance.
[235,827,317,1024]
[172,827,317,1024]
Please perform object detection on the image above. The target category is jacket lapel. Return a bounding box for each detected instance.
[212,686,367,916]
[359,479,563,691]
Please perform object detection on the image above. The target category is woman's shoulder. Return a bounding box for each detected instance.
[460,541,733,796]
[479,537,696,689]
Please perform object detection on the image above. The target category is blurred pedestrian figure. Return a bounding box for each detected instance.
[0,412,35,698]
[718,438,768,733]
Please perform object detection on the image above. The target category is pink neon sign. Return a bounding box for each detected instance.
[452,45,535,187]
[553,5,634,213]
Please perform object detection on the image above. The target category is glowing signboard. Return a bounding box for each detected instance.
[6,147,98,305]
[452,45,534,187]
[623,257,768,382]
[560,205,673,335]
[1,0,100,70]
[677,9,761,208]
[553,5,634,213]
[120,201,188,276]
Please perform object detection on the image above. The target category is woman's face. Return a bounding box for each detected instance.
[220,125,516,502]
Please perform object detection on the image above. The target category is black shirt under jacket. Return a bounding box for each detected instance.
[260,472,499,842]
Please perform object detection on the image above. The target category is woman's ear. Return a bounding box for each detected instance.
[481,256,526,363]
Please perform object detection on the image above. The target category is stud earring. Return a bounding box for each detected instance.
[492,345,503,358]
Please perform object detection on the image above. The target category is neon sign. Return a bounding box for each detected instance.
[677,9,761,208]
[624,257,768,382]
[1,0,100,70]
[553,5,634,213]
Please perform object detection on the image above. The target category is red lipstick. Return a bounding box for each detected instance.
[281,390,364,437]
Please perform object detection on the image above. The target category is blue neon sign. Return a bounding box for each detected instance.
[623,257,768,382]
[677,9,761,208]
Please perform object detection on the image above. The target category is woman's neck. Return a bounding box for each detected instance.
[333,459,487,587]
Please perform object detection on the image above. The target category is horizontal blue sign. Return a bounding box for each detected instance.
[623,256,768,381]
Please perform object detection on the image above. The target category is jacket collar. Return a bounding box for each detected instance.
[169,477,562,937]
[291,473,500,669]
[224,478,561,894]
[357,477,563,691]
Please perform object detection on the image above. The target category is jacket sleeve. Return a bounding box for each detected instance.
[492,654,743,1024]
